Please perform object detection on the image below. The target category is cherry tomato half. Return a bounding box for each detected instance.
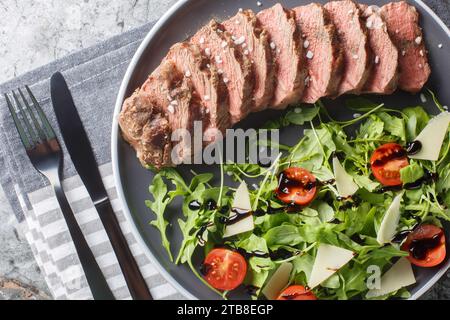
[370,143,409,186]
[203,248,247,291]
[275,167,317,206]
[401,224,446,268]
[277,285,317,300]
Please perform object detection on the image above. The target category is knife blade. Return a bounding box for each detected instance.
[50,71,152,300]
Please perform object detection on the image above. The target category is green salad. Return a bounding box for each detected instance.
[146,94,450,300]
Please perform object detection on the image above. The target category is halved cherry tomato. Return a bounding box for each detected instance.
[275,167,317,206]
[401,224,446,267]
[277,285,317,300]
[370,143,409,186]
[203,248,247,291]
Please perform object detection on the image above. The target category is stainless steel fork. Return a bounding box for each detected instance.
[4,86,115,300]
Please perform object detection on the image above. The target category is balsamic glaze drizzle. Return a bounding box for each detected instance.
[406,140,422,155]
[409,232,443,260]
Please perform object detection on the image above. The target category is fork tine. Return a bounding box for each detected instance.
[12,90,39,144]
[25,85,56,139]
[18,88,47,141]
[4,94,33,150]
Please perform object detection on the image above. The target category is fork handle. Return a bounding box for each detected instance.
[53,181,115,300]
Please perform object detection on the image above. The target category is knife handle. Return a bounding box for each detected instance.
[95,200,153,300]
[53,181,115,300]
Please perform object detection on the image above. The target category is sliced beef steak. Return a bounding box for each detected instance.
[222,9,275,112]
[191,20,253,124]
[360,5,399,94]
[119,91,172,169]
[324,0,371,95]
[381,1,431,93]
[257,3,305,109]
[293,3,343,103]
[164,42,230,142]
[142,61,205,163]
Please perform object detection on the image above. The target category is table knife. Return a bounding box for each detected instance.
[50,71,153,300]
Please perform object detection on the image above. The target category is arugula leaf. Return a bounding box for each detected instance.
[400,163,424,184]
[403,106,430,140]
[377,112,406,141]
[146,174,173,261]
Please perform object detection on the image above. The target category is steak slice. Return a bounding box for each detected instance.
[360,5,399,94]
[222,9,275,112]
[118,91,173,169]
[324,0,371,95]
[257,3,305,109]
[293,3,344,103]
[380,1,431,93]
[142,61,205,163]
[164,42,230,142]
[191,20,253,124]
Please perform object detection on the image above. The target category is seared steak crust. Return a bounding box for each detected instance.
[257,4,306,109]
[223,9,275,112]
[324,0,371,95]
[293,3,344,103]
[164,42,230,140]
[380,1,431,93]
[360,5,399,94]
[142,61,205,162]
[118,91,172,169]
[191,20,253,124]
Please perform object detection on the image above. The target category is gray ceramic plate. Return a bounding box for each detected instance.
[112,0,450,300]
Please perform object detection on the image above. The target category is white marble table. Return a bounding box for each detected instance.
[0,0,449,300]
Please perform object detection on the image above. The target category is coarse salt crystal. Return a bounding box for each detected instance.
[223,77,229,84]
[241,42,247,48]
[303,39,310,49]
[443,106,448,110]
[257,1,262,6]
[402,50,406,56]
[199,37,205,44]
[415,36,422,45]
[418,63,423,68]
[252,184,258,190]
[420,93,427,103]
[234,36,246,45]
[235,19,240,25]
[374,56,380,64]
[395,29,399,34]
[277,48,281,54]
[419,50,424,56]
[304,76,310,86]
[306,50,314,59]
[205,48,211,56]
[217,69,224,74]
[270,42,276,49]
[215,55,223,64]
[244,49,249,55]
[438,43,443,49]
[221,41,228,48]
[238,8,243,12]
[168,105,175,114]
[185,70,191,77]
[348,9,353,15]
[353,113,362,118]
[170,100,178,106]
[366,20,373,29]
[353,54,358,60]
[204,95,210,101]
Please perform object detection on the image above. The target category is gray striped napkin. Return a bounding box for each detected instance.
[0,20,184,300]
